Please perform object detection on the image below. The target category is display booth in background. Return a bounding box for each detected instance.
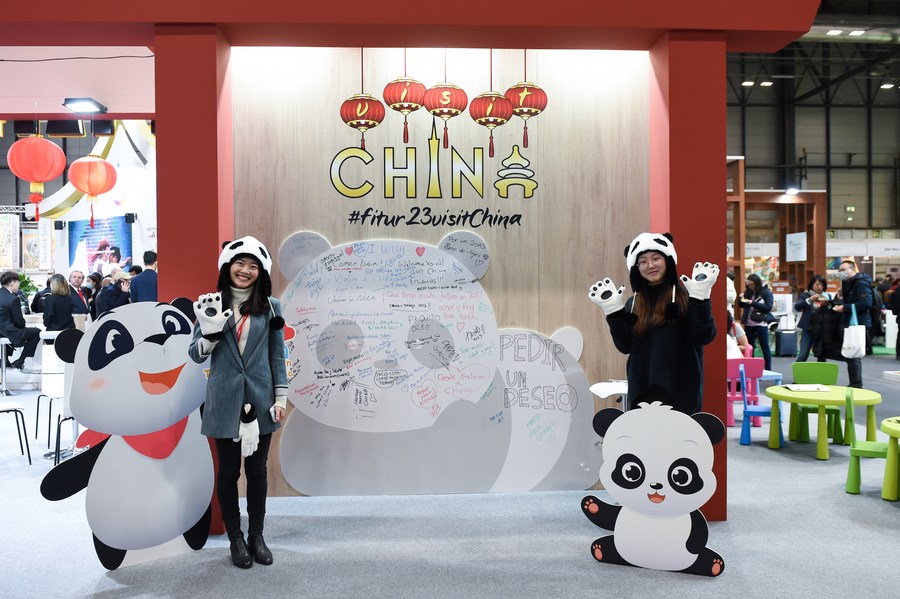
[1,0,823,523]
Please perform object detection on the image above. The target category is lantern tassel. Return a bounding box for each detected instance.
[443,123,449,149]
[523,123,529,148]
[361,133,366,151]
[90,201,95,229]
[403,117,409,144]
[34,205,39,221]
[489,132,495,158]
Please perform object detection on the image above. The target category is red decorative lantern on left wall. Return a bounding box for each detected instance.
[340,93,386,150]
[6,135,66,221]
[69,155,117,228]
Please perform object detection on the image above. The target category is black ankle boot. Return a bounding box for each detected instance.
[228,532,253,569]
[247,534,273,565]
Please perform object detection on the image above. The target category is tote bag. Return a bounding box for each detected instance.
[841,304,866,359]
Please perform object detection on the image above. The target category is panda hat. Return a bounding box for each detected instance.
[624,232,681,316]
[624,232,677,270]
[217,236,284,330]
[217,236,273,274]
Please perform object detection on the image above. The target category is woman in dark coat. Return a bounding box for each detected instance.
[589,232,718,414]
[738,273,774,370]
[42,274,76,332]
[794,274,830,362]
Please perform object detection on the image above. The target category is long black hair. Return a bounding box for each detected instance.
[744,273,765,299]
[216,254,273,316]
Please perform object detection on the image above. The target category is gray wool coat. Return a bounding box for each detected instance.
[188,297,289,438]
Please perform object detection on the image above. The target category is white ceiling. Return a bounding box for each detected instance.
[0,46,154,117]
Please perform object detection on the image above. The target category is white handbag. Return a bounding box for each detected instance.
[841,304,866,359]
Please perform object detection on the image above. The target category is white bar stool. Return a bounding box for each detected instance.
[37,331,64,447]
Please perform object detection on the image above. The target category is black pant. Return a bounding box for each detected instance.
[745,324,772,370]
[8,327,40,364]
[214,433,272,534]
[841,327,872,388]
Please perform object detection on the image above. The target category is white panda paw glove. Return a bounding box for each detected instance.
[233,404,259,458]
[589,278,626,315]
[195,293,233,340]
[680,262,720,301]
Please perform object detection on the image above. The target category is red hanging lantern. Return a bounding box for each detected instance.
[504,82,548,148]
[68,155,117,228]
[6,135,66,221]
[383,77,426,144]
[340,93,386,150]
[469,92,514,158]
[423,83,468,149]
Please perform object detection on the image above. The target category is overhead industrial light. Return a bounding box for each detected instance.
[63,97,107,114]
[786,187,799,195]
[849,30,866,37]
[880,81,896,89]
[826,29,843,36]
[759,81,774,87]
[741,81,755,87]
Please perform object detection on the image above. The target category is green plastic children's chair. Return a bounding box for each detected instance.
[845,388,889,495]
[791,362,842,444]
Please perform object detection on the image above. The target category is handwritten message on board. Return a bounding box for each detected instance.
[282,239,499,433]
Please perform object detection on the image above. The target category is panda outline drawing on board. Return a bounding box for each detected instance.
[581,401,725,577]
[40,300,213,570]
[276,230,600,494]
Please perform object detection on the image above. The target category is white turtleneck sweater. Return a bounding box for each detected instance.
[199,284,287,411]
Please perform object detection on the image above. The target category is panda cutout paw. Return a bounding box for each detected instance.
[581,494,620,530]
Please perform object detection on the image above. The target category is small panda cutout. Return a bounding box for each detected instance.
[581,402,725,577]
[40,300,213,570]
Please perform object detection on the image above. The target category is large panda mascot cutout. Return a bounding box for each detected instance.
[40,300,214,570]
[581,402,726,577]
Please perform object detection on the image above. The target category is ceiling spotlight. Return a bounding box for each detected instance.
[849,30,866,37]
[741,81,755,87]
[786,187,799,195]
[826,29,843,36]
[63,97,107,114]
[880,82,896,89]
[759,81,774,87]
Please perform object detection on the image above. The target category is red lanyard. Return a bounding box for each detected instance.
[236,314,249,343]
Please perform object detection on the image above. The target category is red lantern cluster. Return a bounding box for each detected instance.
[504,82,548,148]
[383,77,427,144]
[423,83,468,149]
[69,155,117,228]
[6,135,66,220]
[339,93,386,150]
[469,92,514,158]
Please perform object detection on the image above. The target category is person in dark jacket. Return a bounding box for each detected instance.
[890,278,900,360]
[809,300,844,361]
[42,274,76,332]
[834,260,873,388]
[738,273,774,370]
[129,250,158,302]
[67,270,91,315]
[95,271,132,315]
[0,271,40,369]
[794,274,830,362]
[589,232,718,414]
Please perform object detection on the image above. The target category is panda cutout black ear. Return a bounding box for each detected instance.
[692,412,726,445]
[54,327,84,364]
[170,297,196,322]
[592,407,625,437]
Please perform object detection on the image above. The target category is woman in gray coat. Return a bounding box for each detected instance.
[189,236,288,569]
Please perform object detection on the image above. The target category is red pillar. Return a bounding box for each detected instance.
[154,25,234,303]
[650,32,728,520]
[154,25,234,534]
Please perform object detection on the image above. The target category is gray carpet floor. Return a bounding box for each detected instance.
[2,353,899,598]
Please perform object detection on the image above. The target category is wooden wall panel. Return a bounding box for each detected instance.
[231,48,650,495]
